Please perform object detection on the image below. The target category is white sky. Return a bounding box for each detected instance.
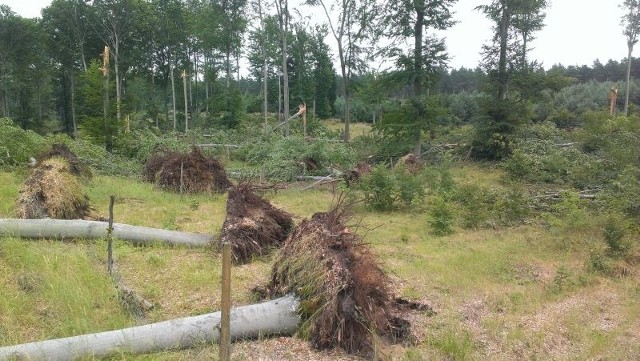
[1,0,630,70]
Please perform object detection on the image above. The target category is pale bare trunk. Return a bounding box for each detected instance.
[0,295,299,361]
[170,58,177,131]
[71,73,77,139]
[625,44,633,116]
[0,219,213,247]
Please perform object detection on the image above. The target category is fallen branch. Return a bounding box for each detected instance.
[0,219,214,247]
[0,295,299,361]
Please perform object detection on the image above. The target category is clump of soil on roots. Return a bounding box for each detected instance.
[36,143,92,179]
[267,203,412,357]
[396,153,423,174]
[143,146,232,193]
[220,185,294,264]
[16,157,92,219]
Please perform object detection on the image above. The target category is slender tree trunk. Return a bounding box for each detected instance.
[183,70,188,132]
[170,58,177,131]
[193,50,198,112]
[70,72,77,139]
[625,44,634,116]
[338,46,349,142]
[276,0,290,135]
[413,2,424,157]
[258,0,268,127]
[114,44,122,125]
[497,4,509,100]
[282,36,290,136]
[104,68,111,152]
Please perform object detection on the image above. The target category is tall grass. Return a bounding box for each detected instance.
[0,238,131,345]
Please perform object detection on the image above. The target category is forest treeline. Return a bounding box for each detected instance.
[1,0,640,160]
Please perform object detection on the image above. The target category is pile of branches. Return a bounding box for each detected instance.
[219,185,294,264]
[143,146,232,193]
[267,203,411,357]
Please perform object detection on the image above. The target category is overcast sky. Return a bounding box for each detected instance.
[1,0,630,70]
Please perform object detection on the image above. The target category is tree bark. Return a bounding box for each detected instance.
[0,219,213,247]
[413,0,424,157]
[0,295,299,361]
[625,43,634,116]
[497,3,510,100]
[171,57,177,131]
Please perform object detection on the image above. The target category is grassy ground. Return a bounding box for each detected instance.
[0,165,639,360]
[325,119,373,138]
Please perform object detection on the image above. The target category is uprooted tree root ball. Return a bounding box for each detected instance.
[16,157,92,219]
[142,146,232,193]
[267,204,413,357]
[220,185,294,264]
[37,143,92,179]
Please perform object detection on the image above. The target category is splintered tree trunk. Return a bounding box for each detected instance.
[0,295,300,361]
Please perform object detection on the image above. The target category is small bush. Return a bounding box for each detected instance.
[453,184,496,229]
[495,187,530,226]
[0,118,48,168]
[356,165,426,211]
[429,196,455,236]
[358,165,396,211]
[603,214,632,258]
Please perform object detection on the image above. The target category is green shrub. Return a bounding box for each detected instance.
[429,196,455,236]
[355,165,426,212]
[543,191,589,233]
[358,165,396,211]
[453,183,496,229]
[46,134,142,177]
[239,135,356,181]
[394,166,426,208]
[603,214,632,258]
[0,118,48,168]
[495,187,530,226]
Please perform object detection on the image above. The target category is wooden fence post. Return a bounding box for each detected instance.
[219,242,231,361]
[107,195,115,275]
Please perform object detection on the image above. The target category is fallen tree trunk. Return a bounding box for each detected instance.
[0,295,299,360]
[0,219,213,247]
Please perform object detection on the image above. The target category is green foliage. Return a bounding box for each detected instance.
[544,191,589,233]
[0,118,48,168]
[114,129,189,163]
[239,135,356,181]
[428,195,455,236]
[471,97,525,160]
[603,166,640,217]
[495,186,531,226]
[603,214,632,258]
[355,165,425,212]
[374,97,447,153]
[357,165,396,211]
[452,183,496,229]
[46,133,142,177]
[547,266,576,295]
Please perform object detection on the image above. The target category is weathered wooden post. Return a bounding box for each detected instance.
[107,195,115,275]
[219,242,232,360]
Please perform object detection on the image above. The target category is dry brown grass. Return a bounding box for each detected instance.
[16,157,92,219]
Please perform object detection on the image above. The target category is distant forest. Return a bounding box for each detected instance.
[2,0,640,160]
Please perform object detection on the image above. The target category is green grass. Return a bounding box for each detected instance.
[324,119,372,138]
[1,165,639,360]
[0,237,131,345]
